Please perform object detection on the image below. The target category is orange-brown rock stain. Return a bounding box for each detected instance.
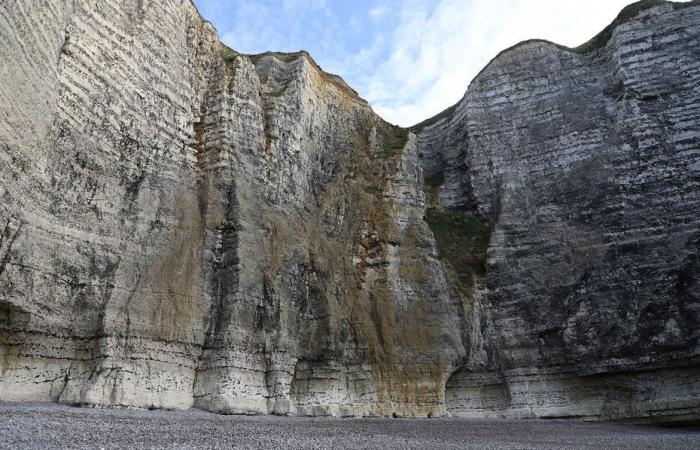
[147,188,210,345]
[212,60,453,415]
[340,120,450,416]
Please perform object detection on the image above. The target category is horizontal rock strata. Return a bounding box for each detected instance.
[0,0,698,422]
[416,0,700,421]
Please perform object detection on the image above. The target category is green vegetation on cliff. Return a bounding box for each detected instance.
[221,46,239,62]
[379,124,409,159]
[249,51,303,64]
[424,173,445,188]
[408,102,459,134]
[425,208,490,296]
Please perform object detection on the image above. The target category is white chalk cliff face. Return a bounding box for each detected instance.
[0,0,698,422]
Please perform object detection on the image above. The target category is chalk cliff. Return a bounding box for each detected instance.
[0,0,698,422]
[416,0,700,421]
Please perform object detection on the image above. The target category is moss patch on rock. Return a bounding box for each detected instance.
[424,173,445,188]
[425,208,490,296]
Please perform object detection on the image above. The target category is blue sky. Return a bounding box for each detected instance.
[192,0,686,126]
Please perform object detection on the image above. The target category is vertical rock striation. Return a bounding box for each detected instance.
[0,0,698,423]
[0,0,463,417]
[417,0,700,421]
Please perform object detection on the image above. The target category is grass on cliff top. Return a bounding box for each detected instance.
[426,208,490,296]
[379,124,409,159]
[408,101,460,134]
[574,0,698,53]
[221,46,240,62]
[249,51,304,64]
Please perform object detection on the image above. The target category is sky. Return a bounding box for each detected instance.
[191,0,684,127]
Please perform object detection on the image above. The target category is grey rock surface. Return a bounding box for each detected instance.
[0,0,462,417]
[0,0,698,423]
[417,0,700,420]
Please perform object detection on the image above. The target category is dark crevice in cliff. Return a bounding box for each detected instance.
[57,29,70,64]
[54,361,74,403]
[0,300,30,376]
[192,57,245,399]
[0,220,22,279]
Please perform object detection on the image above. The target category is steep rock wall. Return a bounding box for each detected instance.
[0,0,698,423]
[417,1,700,421]
[0,0,464,416]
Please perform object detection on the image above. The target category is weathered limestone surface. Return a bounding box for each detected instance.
[418,1,700,421]
[0,0,698,423]
[0,0,463,417]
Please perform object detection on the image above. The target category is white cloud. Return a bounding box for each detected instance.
[361,0,677,126]
[201,0,693,127]
[369,5,387,19]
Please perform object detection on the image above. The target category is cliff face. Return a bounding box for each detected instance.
[0,0,698,422]
[0,0,464,417]
[417,0,700,420]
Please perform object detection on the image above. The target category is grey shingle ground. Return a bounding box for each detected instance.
[0,402,698,449]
